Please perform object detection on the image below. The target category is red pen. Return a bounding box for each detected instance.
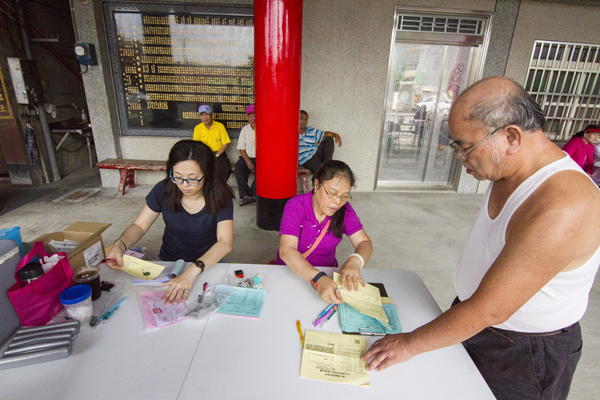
[198,282,208,302]
[101,258,117,264]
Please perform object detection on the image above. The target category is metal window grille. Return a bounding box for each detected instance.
[397,14,485,36]
[525,40,600,141]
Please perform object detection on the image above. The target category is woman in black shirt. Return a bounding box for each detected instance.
[107,140,234,304]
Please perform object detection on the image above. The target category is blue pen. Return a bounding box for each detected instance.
[316,304,335,320]
[99,297,127,323]
[313,304,338,327]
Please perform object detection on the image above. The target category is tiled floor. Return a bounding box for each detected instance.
[0,167,598,398]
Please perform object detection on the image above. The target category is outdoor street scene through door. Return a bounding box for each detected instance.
[377,43,472,189]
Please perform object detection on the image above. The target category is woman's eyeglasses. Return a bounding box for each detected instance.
[169,169,205,186]
[322,185,351,202]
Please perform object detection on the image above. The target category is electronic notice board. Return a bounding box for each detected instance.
[104,3,254,137]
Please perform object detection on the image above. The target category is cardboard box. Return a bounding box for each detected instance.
[33,221,111,271]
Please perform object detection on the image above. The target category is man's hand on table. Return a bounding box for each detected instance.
[362,333,415,371]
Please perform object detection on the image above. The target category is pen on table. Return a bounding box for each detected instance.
[315,303,335,321]
[313,304,337,327]
[99,297,126,323]
[319,305,338,327]
[296,320,305,348]
[327,306,338,321]
[198,282,208,303]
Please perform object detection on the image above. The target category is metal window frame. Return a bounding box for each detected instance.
[525,40,600,142]
[397,13,486,43]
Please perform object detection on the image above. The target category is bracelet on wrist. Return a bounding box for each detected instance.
[348,253,365,269]
[114,238,128,252]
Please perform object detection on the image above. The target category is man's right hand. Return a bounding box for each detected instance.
[361,333,415,371]
[246,159,255,173]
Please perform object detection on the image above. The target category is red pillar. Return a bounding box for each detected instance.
[254,0,303,230]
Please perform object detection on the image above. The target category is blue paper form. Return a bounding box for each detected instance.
[339,303,403,335]
[215,287,266,318]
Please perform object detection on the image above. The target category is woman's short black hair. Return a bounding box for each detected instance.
[163,140,234,214]
[313,160,356,238]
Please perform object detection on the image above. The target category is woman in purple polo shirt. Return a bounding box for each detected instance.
[277,161,373,304]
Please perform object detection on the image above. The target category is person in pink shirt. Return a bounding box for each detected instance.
[593,140,600,184]
[561,124,600,175]
[277,160,373,304]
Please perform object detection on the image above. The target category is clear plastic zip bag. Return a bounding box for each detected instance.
[186,285,236,320]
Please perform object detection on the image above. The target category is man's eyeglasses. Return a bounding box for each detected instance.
[169,169,205,186]
[449,125,508,161]
[322,185,351,202]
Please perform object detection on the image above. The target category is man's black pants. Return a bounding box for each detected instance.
[301,136,334,176]
[234,156,256,198]
[452,297,582,400]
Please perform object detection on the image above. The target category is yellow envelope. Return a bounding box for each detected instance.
[121,255,165,281]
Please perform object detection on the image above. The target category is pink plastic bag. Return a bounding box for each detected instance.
[7,242,74,326]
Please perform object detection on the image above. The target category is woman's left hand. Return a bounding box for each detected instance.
[339,257,365,292]
[162,266,200,304]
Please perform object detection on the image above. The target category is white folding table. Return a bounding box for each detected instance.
[0,263,494,400]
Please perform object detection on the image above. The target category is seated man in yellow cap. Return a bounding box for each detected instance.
[193,105,232,181]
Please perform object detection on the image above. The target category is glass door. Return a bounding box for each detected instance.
[377,42,474,189]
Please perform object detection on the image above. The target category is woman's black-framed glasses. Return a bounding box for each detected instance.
[169,169,205,186]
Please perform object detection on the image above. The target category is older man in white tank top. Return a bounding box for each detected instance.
[362,77,600,400]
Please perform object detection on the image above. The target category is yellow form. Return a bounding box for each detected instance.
[121,255,165,280]
[333,272,389,325]
[300,330,370,386]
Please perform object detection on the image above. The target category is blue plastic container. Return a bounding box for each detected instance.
[60,285,93,321]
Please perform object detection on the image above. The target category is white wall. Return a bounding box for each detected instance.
[77,0,501,190]
[300,0,496,191]
[78,0,600,192]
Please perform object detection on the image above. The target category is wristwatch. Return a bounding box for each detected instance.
[310,271,327,291]
[193,259,205,273]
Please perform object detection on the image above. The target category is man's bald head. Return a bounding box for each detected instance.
[451,77,545,133]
